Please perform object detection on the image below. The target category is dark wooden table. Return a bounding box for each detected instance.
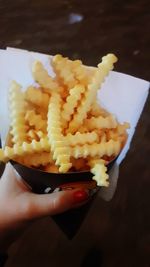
[0,0,149,266]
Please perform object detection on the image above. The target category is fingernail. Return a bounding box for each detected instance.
[73,190,89,204]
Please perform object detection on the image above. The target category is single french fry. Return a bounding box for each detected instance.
[84,115,117,131]
[88,159,109,187]
[70,59,88,85]
[69,140,121,159]
[9,81,28,144]
[64,131,99,146]
[47,92,72,172]
[61,84,86,126]
[1,137,50,162]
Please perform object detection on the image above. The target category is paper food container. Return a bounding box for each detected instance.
[0,48,149,238]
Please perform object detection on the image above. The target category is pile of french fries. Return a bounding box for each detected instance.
[0,53,129,187]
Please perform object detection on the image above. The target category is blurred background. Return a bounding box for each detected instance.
[0,0,149,266]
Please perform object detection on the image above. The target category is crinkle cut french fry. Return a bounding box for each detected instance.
[25,110,47,132]
[9,81,27,144]
[64,131,99,146]
[16,152,53,167]
[68,140,121,159]
[47,92,62,150]
[61,84,86,125]
[25,86,49,109]
[89,159,109,187]
[52,55,92,86]
[71,59,88,85]
[1,138,50,162]
[32,61,60,91]
[52,54,77,88]
[84,115,117,131]
[68,54,118,133]
[47,92,72,172]
[68,88,97,133]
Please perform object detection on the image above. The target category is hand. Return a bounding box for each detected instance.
[0,163,89,250]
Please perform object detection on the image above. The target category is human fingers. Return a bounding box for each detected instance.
[19,189,89,220]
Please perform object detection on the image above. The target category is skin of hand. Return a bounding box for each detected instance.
[0,163,89,251]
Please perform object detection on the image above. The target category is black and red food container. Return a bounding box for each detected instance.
[9,157,117,239]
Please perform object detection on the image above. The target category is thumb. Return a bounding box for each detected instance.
[21,189,89,220]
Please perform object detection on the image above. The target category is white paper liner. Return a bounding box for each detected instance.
[0,47,149,200]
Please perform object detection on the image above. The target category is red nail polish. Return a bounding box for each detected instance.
[73,190,89,204]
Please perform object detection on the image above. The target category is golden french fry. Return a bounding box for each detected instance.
[69,140,121,159]
[70,59,88,85]
[9,81,28,144]
[64,131,99,146]
[1,138,50,162]
[84,115,117,131]
[88,159,109,187]
[61,84,85,126]
[47,92,72,172]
